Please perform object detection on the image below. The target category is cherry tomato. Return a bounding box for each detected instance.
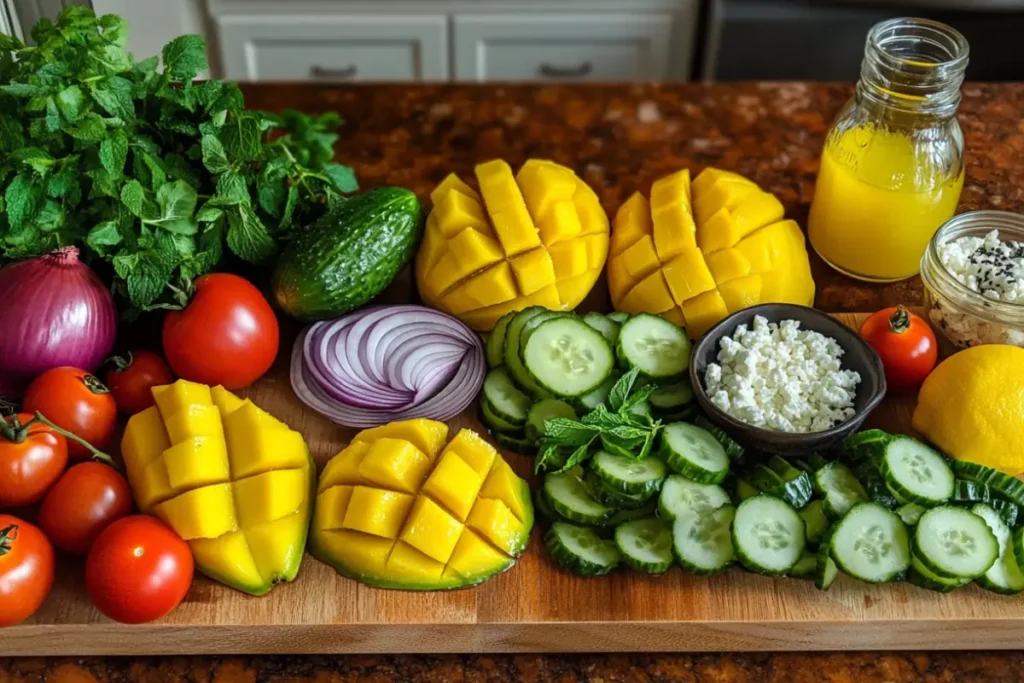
[86,515,193,624]
[0,413,68,508]
[162,273,279,390]
[860,306,939,393]
[0,515,55,626]
[23,367,117,460]
[105,351,175,415]
[39,462,133,555]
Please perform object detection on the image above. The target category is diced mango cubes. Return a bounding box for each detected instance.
[608,167,815,337]
[121,379,314,596]
[311,420,534,590]
[416,159,609,331]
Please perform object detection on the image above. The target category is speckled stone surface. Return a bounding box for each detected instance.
[5,83,1024,681]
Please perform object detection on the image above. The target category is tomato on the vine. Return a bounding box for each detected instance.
[39,462,133,555]
[0,412,68,508]
[0,515,54,626]
[86,515,193,624]
[162,273,279,390]
[105,351,175,415]
[23,367,117,460]
[860,306,939,393]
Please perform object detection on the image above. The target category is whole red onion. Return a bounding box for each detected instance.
[0,247,117,396]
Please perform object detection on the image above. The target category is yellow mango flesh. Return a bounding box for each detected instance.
[608,167,815,337]
[311,422,534,590]
[121,380,314,596]
[416,159,609,331]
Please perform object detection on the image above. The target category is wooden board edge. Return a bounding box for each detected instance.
[6,620,1024,655]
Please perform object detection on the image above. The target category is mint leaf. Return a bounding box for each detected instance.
[148,180,198,235]
[98,13,128,46]
[257,178,286,218]
[35,199,64,232]
[45,98,61,133]
[323,163,359,193]
[0,115,25,152]
[201,134,230,174]
[125,253,173,308]
[136,152,167,190]
[620,384,657,414]
[226,204,275,263]
[221,114,261,161]
[100,129,129,177]
[608,367,641,412]
[605,425,649,441]
[581,404,625,430]
[535,441,568,475]
[0,84,44,97]
[162,35,207,81]
[560,443,594,473]
[46,163,78,198]
[280,185,299,230]
[196,204,224,222]
[91,76,134,121]
[99,44,133,73]
[120,180,158,220]
[86,220,123,255]
[163,153,200,187]
[5,174,41,229]
[215,171,250,205]
[67,113,106,142]
[56,85,85,122]
[543,419,600,445]
[12,147,55,175]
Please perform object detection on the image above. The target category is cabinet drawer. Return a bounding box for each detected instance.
[217,14,449,82]
[453,14,674,82]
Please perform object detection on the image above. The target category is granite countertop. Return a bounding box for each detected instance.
[4,82,1024,682]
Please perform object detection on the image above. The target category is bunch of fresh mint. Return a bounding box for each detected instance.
[536,368,662,474]
[0,7,357,312]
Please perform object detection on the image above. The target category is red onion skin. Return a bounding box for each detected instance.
[0,247,118,397]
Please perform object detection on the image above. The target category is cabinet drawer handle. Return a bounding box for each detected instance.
[310,65,358,80]
[539,61,593,78]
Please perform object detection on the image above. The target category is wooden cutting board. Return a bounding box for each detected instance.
[5,308,1023,656]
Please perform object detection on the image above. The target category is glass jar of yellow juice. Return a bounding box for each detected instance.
[809,18,969,283]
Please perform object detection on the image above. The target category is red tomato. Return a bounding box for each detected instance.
[39,462,133,555]
[0,413,68,508]
[105,351,175,415]
[162,273,279,389]
[85,516,193,624]
[23,367,117,460]
[860,306,939,393]
[0,515,55,626]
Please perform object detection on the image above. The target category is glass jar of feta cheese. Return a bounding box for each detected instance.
[921,210,1024,349]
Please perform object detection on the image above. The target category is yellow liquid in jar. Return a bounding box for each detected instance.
[808,127,964,282]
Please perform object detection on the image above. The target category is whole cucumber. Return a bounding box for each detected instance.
[272,187,423,321]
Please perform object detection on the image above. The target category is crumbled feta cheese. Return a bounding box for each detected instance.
[703,316,861,433]
[931,230,1024,348]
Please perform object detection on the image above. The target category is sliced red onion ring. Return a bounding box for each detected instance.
[290,305,486,427]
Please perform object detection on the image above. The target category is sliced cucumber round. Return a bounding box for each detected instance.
[486,311,516,368]
[972,503,1024,595]
[914,506,998,581]
[814,461,868,519]
[615,517,673,574]
[544,470,613,524]
[896,502,926,527]
[482,367,531,424]
[993,499,1021,529]
[732,495,805,575]
[799,499,830,545]
[607,311,631,324]
[830,502,910,584]
[583,312,622,346]
[908,554,970,592]
[660,422,729,485]
[951,479,992,504]
[600,500,659,528]
[591,450,666,494]
[789,550,818,578]
[880,437,954,507]
[616,313,691,378]
[953,460,1024,507]
[574,373,618,413]
[648,382,694,410]
[546,522,621,576]
[693,415,745,462]
[522,316,615,398]
[673,504,736,575]
[525,398,577,443]
[481,398,525,435]
[585,470,657,510]
[502,307,554,399]
[658,475,731,522]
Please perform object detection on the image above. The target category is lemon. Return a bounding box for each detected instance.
[912,345,1024,475]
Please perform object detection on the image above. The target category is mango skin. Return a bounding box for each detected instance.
[416,159,610,332]
[607,168,816,338]
[121,380,315,596]
[311,419,534,591]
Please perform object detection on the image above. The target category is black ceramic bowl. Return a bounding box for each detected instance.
[689,304,886,454]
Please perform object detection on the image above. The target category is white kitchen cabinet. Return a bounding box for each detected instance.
[453,14,674,82]
[216,14,449,81]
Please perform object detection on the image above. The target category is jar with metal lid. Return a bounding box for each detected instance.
[921,210,1024,350]
[808,17,969,283]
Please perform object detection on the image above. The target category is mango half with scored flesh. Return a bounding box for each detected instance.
[311,419,534,590]
[608,168,815,337]
[416,159,610,331]
[121,380,315,596]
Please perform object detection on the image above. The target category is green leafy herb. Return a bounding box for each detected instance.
[0,6,358,314]
[535,370,663,475]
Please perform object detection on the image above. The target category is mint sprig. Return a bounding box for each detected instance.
[534,368,662,474]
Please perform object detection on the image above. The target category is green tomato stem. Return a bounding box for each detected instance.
[26,412,120,470]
